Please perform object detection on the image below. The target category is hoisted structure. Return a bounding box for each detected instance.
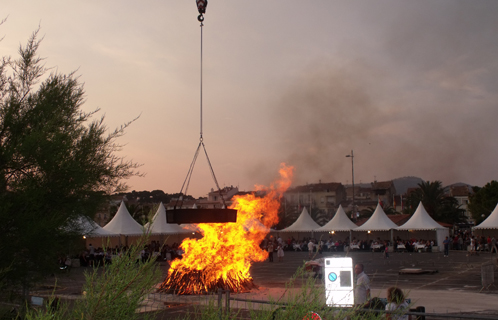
[166,1,237,224]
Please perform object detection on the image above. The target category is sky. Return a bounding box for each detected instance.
[2,1,498,198]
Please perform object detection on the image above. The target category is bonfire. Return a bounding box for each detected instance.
[159,163,293,294]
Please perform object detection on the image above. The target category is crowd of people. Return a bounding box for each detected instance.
[446,231,498,254]
[261,235,443,257]
[59,241,186,269]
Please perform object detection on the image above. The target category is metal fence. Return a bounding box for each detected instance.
[175,290,498,320]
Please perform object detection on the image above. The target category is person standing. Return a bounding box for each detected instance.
[491,236,498,254]
[277,244,284,262]
[384,242,389,259]
[458,236,463,250]
[88,243,95,267]
[354,263,370,306]
[267,242,274,262]
[469,236,477,256]
[308,240,314,259]
[443,236,450,257]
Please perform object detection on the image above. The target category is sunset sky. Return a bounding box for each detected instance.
[2,1,498,197]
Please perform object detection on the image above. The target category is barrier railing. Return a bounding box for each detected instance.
[194,291,498,320]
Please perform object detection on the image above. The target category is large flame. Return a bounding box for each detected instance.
[160,163,293,294]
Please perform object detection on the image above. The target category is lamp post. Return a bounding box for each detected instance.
[309,187,312,215]
[346,150,355,219]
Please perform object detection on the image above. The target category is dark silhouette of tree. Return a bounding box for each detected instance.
[360,206,376,218]
[0,30,141,296]
[468,180,498,224]
[404,181,464,224]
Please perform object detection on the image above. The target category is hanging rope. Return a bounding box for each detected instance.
[199,14,203,140]
[174,4,228,210]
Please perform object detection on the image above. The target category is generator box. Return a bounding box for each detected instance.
[324,257,354,307]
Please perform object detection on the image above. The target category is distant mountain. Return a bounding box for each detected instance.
[392,176,424,195]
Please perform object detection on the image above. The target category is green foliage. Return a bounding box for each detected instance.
[405,181,445,216]
[310,208,328,226]
[24,234,162,320]
[360,205,398,218]
[0,29,141,294]
[403,181,464,224]
[72,238,161,319]
[468,180,498,224]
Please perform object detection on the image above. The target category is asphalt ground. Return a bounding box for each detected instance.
[249,249,498,292]
[33,249,498,319]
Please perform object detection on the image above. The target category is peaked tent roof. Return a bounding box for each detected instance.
[280,207,320,232]
[354,203,398,231]
[397,202,447,230]
[72,216,119,237]
[315,205,358,232]
[474,203,498,230]
[145,202,191,235]
[103,201,144,236]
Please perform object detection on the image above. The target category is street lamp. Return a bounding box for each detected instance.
[346,150,355,219]
[309,187,313,215]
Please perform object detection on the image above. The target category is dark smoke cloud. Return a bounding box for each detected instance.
[268,1,498,188]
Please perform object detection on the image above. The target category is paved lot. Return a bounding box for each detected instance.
[250,249,498,292]
[35,249,498,319]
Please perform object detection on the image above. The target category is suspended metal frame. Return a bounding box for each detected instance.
[167,2,237,224]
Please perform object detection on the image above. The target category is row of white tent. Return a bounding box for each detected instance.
[79,199,498,249]
[279,201,498,232]
[279,202,445,232]
[78,201,197,238]
[276,202,450,250]
[275,201,498,251]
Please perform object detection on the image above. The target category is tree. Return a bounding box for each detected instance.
[404,181,464,224]
[468,180,498,224]
[405,181,445,216]
[360,206,376,218]
[0,29,141,296]
[310,207,328,226]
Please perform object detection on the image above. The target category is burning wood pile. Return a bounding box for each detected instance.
[158,164,293,295]
[159,267,256,294]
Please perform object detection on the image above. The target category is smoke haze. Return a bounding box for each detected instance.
[269,2,498,188]
[4,1,498,196]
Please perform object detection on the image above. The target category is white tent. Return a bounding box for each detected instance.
[66,216,117,238]
[145,202,191,235]
[103,201,144,236]
[396,202,449,251]
[354,203,398,231]
[473,203,498,230]
[315,205,358,232]
[75,216,119,238]
[279,207,320,232]
[353,203,397,243]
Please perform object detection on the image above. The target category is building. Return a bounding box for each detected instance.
[445,184,473,224]
[371,180,397,207]
[283,182,346,216]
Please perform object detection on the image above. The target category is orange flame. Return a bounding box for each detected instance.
[163,163,293,293]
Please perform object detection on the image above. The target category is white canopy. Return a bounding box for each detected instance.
[396,202,449,251]
[474,203,498,230]
[315,205,357,232]
[145,202,191,235]
[354,203,398,231]
[72,216,119,237]
[103,201,144,236]
[279,207,320,232]
[397,202,447,230]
